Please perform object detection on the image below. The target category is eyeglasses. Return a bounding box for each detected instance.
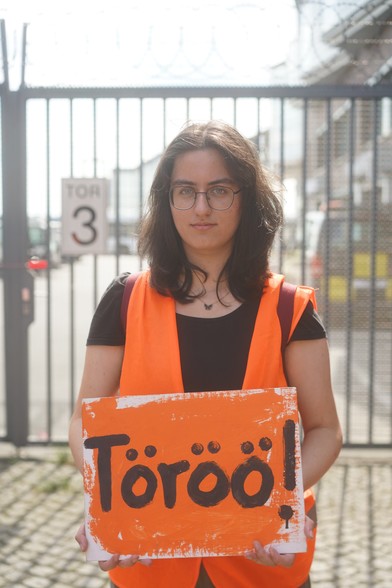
[170,185,241,211]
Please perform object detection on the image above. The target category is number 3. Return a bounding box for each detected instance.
[72,206,97,245]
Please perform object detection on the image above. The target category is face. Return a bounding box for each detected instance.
[170,149,242,263]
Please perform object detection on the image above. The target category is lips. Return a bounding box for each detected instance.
[191,223,216,230]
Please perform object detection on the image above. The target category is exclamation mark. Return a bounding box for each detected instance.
[283,419,296,491]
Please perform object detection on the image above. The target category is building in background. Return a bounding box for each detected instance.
[274,0,392,323]
[294,0,392,211]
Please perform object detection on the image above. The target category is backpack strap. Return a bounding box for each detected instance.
[277,281,297,354]
[120,273,141,332]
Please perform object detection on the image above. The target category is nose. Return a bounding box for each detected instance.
[193,192,211,214]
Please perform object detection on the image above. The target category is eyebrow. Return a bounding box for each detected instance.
[171,177,236,186]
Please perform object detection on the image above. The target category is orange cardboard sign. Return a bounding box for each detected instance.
[82,388,306,561]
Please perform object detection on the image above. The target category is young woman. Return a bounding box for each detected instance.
[69,120,342,588]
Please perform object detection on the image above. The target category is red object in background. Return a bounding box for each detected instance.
[310,253,323,280]
[26,257,48,271]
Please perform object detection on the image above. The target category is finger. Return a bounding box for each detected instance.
[268,547,295,568]
[118,555,140,568]
[99,554,122,572]
[139,558,153,567]
[75,523,88,552]
[304,515,315,539]
[245,541,275,566]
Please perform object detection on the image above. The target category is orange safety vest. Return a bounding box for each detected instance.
[110,272,317,588]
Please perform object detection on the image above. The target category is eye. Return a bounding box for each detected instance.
[209,186,230,196]
[177,186,195,196]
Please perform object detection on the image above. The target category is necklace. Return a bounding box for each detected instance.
[196,290,231,311]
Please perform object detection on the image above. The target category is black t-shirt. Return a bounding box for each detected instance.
[87,273,326,392]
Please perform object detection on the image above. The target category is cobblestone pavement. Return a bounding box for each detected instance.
[0,444,391,588]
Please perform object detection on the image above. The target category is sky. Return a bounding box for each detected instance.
[0,0,299,88]
[0,0,301,220]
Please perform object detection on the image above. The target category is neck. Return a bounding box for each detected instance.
[192,272,228,297]
[184,245,232,284]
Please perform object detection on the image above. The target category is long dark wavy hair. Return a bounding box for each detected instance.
[138,120,284,302]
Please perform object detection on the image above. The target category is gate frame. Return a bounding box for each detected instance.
[1,65,392,446]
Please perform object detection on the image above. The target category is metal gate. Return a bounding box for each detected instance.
[1,83,392,448]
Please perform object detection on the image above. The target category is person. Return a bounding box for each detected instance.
[69,120,342,588]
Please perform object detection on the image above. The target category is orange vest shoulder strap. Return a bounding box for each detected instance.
[120,272,141,331]
[121,274,298,350]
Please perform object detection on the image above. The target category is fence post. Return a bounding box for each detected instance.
[1,88,32,447]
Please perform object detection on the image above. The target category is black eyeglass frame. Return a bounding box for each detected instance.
[169,186,241,211]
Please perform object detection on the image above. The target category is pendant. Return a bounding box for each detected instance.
[204,303,213,310]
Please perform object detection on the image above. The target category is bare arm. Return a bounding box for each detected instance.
[69,345,124,473]
[69,345,154,569]
[245,339,337,567]
[284,338,343,490]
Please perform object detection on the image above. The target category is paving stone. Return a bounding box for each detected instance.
[3,568,26,584]
[23,577,52,588]
[72,581,104,588]
[1,445,391,587]
[73,576,107,588]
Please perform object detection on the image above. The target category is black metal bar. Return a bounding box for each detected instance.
[1,20,9,89]
[345,98,356,445]
[342,442,392,449]
[20,84,392,100]
[139,99,144,271]
[115,98,120,276]
[69,98,76,417]
[163,98,167,148]
[324,99,332,330]
[93,98,98,309]
[300,99,308,285]
[2,88,30,447]
[20,24,27,88]
[45,98,53,442]
[256,98,261,153]
[368,99,379,443]
[279,97,285,273]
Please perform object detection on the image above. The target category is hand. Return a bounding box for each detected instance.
[304,514,315,539]
[75,522,153,571]
[245,542,295,567]
[75,522,88,553]
[245,515,315,567]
